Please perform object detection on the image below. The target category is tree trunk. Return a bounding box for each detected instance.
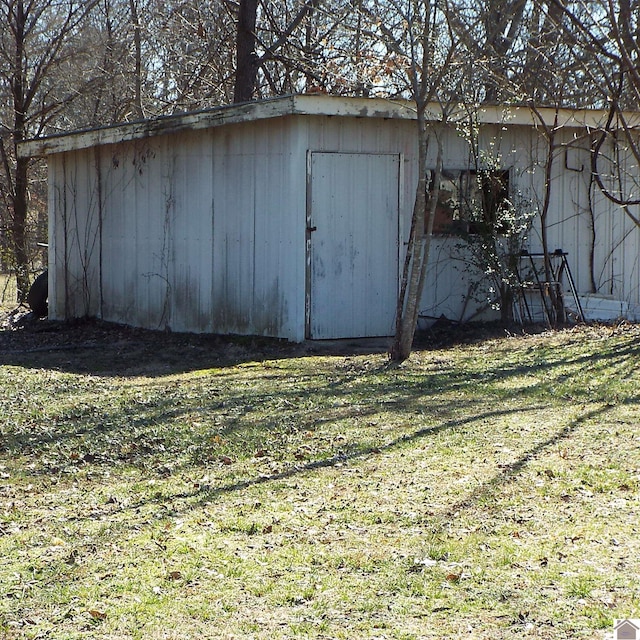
[390,108,441,362]
[233,0,259,103]
[129,0,144,118]
[12,156,31,301]
[2,0,97,301]
[10,1,31,301]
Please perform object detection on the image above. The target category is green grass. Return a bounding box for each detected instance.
[1,323,640,638]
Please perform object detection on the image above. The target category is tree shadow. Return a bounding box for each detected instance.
[0,316,565,378]
[2,319,637,470]
[46,397,630,538]
[2,317,639,540]
[0,317,307,377]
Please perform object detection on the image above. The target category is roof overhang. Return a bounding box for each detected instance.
[18,94,640,158]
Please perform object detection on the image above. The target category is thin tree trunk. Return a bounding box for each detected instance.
[12,156,30,301]
[129,0,144,118]
[530,105,564,325]
[11,1,31,300]
[390,108,441,362]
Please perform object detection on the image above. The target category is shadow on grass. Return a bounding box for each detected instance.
[0,317,599,378]
[0,357,489,464]
[43,398,632,537]
[4,336,626,466]
[44,403,544,526]
[2,321,638,470]
[2,319,639,535]
[442,402,618,518]
[190,403,551,502]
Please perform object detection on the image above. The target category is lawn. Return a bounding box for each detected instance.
[1,319,639,639]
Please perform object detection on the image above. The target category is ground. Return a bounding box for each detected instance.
[0,306,540,364]
[1,309,638,639]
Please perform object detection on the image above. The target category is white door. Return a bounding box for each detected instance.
[308,152,400,339]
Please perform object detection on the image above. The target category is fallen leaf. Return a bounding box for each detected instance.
[168,571,182,580]
[88,610,107,621]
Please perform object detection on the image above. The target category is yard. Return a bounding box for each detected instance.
[0,314,638,639]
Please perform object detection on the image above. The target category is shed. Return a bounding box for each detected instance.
[19,94,640,340]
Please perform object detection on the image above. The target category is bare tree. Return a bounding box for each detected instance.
[233,0,259,102]
[544,0,640,213]
[0,0,97,300]
[232,0,327,103]
[379,0,459,361]
[147,0,237,111]
[66,0,144,126]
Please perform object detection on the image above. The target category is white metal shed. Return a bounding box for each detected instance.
[19,95,640,339]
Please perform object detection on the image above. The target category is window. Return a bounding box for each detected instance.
[429,169,510,235]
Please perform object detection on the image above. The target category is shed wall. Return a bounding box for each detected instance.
[48,108,640,338]
[418,122,640,322]
[51,117,308,340]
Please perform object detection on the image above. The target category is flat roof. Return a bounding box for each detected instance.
[18,94,638,158]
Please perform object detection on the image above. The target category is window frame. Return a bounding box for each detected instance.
[428,168,511,235]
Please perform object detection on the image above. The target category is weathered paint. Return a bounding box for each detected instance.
[21,94,639,158]
[418,121,640,322]
[32,96,640,340]
[308,152,400,339]
[48,117,309,339]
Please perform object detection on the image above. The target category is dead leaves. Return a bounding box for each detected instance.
[88,609,107,621]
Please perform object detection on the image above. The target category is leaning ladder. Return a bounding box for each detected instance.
[515,250,585,325]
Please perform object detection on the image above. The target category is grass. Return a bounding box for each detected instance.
[1,321,639,639]
[0,272,19,306]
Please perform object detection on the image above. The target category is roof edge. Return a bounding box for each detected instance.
[18,95,300,158]
[18,94,640,158]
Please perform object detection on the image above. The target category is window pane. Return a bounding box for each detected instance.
[428,168,510,235]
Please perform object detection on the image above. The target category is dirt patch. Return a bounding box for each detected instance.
[0,310,301,375]
[0,306,629,369]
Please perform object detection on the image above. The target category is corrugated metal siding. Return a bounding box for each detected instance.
[97,138,175,330]
[168,132,215,332]
[52,117,307,340]
[50,148,102,320]
[419,122,640,322]
[607,140,640,310]
[210,119,305,339]
[49,107,640,339]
